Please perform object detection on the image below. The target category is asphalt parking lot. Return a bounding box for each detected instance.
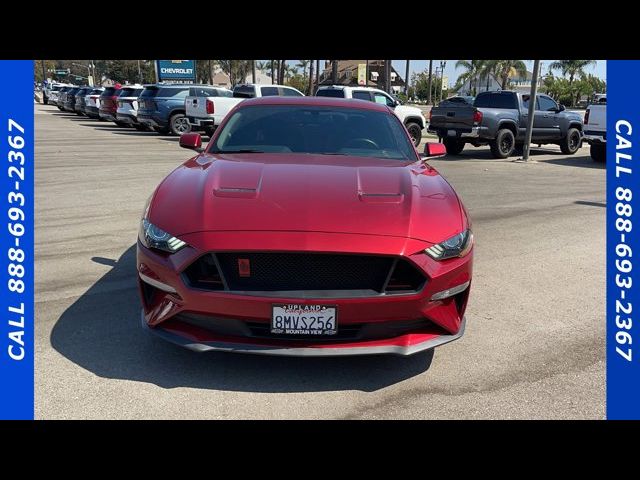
[35,103,605,419]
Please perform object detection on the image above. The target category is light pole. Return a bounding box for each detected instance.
[434,67,441,104]
[137,60,142,84]
[522,60,541,162]
[439,60,446,103]
[427,60,433,105]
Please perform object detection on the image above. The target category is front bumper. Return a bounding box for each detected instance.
[142,310,466,356]
[137,231,472,357]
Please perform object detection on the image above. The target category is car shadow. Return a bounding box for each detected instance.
[440,146,586,161]
[49,245,434,393]
[538,155,605,169]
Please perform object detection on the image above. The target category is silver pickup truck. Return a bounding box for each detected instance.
[583,99,606,162]
[428,90,584,158]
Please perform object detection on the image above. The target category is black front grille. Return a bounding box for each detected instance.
[183,252,426,295]
[217,252,392,292]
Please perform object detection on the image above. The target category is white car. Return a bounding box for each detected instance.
[45,83,69,105]
[583,97,606,162]
[315,85,427,146]
[84,87,104,119]
[115,85,146,130]
[186,84,304,136]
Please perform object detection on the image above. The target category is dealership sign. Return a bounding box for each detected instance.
[155,60,196,83]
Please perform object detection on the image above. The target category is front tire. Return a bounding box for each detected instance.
[489,129,516,159]
[560,127,581,155]
[590,143,606,162]
[405,122,422,147]
[169,113,191,136]
[443,138,465,155]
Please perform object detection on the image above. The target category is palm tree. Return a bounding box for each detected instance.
[549,60,597,86]
[494,60,527,90]
[455,60,484,96]
[480,60,499,91]
[308,60,315,95]
[296,60,310,80]
[285,64,299,81]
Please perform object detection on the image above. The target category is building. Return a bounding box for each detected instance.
[209,67,273,88]
[456,71,537,95]
[318,60,405,92]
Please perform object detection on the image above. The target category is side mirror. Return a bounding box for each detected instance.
[179,132,203,152]
[422,142,447,158]
[557,104,566,112]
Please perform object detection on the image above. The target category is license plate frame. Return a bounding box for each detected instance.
[447,129,457,137]
[271,304,338,336]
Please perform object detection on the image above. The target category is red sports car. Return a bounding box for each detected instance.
[137,96,473,356]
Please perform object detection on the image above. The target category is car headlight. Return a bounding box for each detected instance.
[425,229,473,260]
[139,219,187,253]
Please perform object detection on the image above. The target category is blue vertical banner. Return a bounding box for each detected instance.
[607,60,640,419]
[0,60,34,419]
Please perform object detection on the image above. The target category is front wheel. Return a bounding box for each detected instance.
[169,113,191,136]
[560,127,581,155]
[405,122,422,147]
[590,144,606,162]
[489,129,516,159]
[443,138,465,155]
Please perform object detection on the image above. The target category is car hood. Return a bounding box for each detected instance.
[148,153,465,244]
[396,105,425,118]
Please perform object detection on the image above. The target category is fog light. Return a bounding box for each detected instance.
[431,281,470,301]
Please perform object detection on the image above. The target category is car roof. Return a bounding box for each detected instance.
[237,96,390,112]
[317,85,383,92]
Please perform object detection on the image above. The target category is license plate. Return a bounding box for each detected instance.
[271,304,337,335]
[447,129,457,137]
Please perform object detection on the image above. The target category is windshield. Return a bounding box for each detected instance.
[210,105,417,161]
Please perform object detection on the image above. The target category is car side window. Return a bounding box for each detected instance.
[373,93,395,107]
[281,87,303,97]
[538,95,558,112]
[522,95,540,110]
[352,90,371,101]
[261,86,280,97]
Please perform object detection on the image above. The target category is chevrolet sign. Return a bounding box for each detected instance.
[156,60,196,83]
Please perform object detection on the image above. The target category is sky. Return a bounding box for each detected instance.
[391,60,605,88]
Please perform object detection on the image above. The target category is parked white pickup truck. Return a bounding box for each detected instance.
[186,83,304,136]
[315,85,427,146]
[583,97,606,162]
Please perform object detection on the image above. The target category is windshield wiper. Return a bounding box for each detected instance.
[214,149,265,154]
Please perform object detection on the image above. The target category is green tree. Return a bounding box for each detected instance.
[286,74,307,92]
[549,60,597,86]
[296,60,310,80]
[412,72,442,102]
[494,60,527,89]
